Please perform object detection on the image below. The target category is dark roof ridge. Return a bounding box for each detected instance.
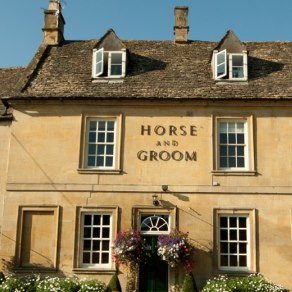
[16,44,50,93]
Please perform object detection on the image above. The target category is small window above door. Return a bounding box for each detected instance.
[140,214,170,235]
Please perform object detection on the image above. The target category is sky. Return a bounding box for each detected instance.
[0,0,292,68]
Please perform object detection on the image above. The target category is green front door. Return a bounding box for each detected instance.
[139,236,168,292]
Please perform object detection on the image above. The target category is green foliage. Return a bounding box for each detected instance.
[182,272,198,292]
[36,276,79,292]
[0,274,106,292]
[79,279,106,292]
[202,274,288,292]
[106,273,122,292]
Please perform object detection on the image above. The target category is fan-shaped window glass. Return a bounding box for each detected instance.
[140,215,170,234]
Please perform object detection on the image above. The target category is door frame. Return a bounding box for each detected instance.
[132,206,178,291]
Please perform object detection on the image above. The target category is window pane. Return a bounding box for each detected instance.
[102,228,110,238]
[229,146,236,156]
[103,215,110,225]
[97,156,104,167]
[96,63,102,75]
[229,230,237,240]
[232,67,244,78]
[105,157,113,167]
[228,122,235,133]
[220,157,227,168]
[239,217,246,228]
[229,217,237,227]
[237,122,244,133]
[83,240,91,251]
[89,132,96,143]
[83,253,90,264]
[93,228,100,238]
[101,253,109,264]
[220,145,227,156]
[220,217,228,227]
[83,227,91,238]
[98,121,106,131]
[237,157,245,167]
[220,122,227,133]
[87,156,95,167]
[102,240,110,251]
[88,144,96,155]
[239,255,247,267]
[92,240,100,250]
[89,121,97,131]
[232,55,243,66]
[239,230,247,241]
[229,243,237,253]
[230,255,237,266]
[220,229,228,240]
[220,255,228,266]
[217,64,225,76]
[111,65,122,76]
[92,253,100,264]
[107,121,115,131]
[220,133,227,144]
[228,133,236,143]
[84,215,92,225]
[237,134,245,144]
[107,133,114,143]
[111,53,122,63]
[237,146,244,156]
[106,145,114,155]
[93,215,101,225]
[220,242,228,253]
[98,133,105,142]
[228,157,236,167]
[239,243,247,253]
[97,145,105,155]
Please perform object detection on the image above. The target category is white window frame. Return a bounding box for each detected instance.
[92,48,104,77]
[74,206,118,271]
[215,49,227,79]
[79,114,122,173]
[217,119,248,171]
[214,50,247,81]
[229,53,248,81]
[214,209,256,273]
[140,214,171,235]
[92,49,126,78]
[80,212,112,269]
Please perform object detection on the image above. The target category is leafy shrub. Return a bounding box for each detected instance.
[182,272,198,292]
[79,279,106,292]
[0,274,106,292]
[106,273,122,292]
[202,274,288,292]
[36,276,79,292]
[0,274,40,291]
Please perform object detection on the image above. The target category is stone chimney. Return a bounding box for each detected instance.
[174,6,189,43]
[42,0,65,45]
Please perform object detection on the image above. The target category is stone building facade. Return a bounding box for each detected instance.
[0,0,292,290]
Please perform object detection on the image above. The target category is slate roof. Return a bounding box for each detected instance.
[1,37,292,100]
[0,67,26,118]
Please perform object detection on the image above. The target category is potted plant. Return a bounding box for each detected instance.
[113,229,150,291]
[157,230,194,270]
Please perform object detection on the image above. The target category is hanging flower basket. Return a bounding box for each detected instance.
[157,230,194,271]
[113,229,150,270]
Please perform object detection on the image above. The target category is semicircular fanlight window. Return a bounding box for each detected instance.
[140,214,170,234]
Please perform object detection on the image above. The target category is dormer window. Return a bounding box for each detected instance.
[215,49,247,81]
[92,48,126,78]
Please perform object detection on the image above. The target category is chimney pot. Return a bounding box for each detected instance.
[174,6,189,44]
